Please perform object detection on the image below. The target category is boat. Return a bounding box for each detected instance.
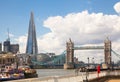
[0,65,24,81]
[0,65,38,81]
[18,65,38,78]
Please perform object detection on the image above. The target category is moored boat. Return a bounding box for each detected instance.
[18,65,38,78]
[0,65,38,81]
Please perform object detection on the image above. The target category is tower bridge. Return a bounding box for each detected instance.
[64,38,112,69]
[29,37,116,69]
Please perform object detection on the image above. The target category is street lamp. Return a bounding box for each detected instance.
[87,57,89,69]
[92,57,94,64]
[15,54,19,69]
[81,67,89,82]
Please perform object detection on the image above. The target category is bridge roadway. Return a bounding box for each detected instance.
[6,70,120,82]
[74,46,104,50]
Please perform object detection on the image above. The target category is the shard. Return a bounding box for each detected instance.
[26,12,38,54]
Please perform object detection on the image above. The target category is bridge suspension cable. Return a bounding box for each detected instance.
[111,49,120,59]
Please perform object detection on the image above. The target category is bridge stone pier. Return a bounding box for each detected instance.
[64,38,112,69]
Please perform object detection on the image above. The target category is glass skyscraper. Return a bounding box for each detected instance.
[26,12,38,54]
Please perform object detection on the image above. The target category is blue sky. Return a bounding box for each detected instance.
[0,0,119,42]
[0,0,120,62]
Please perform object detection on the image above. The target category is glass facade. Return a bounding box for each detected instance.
[26,12,38,54]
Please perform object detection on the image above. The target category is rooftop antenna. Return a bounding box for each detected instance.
[7,28,10,41]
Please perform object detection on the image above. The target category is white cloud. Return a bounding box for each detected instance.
[37,33,65,53]
[114,2,120,15]
[42,10,120,62]
[9,33,14,37]
[16,10,120,63]
[15,35,27,53]
[44,11,120,43]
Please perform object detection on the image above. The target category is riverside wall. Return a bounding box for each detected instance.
[6,71,120,82]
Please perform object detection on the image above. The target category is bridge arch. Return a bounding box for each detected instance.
[64,38,111,69]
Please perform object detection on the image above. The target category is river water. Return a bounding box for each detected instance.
[36,69,76,78]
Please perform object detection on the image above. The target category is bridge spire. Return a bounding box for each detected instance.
[69,38,72,42]
[105,36,110,42]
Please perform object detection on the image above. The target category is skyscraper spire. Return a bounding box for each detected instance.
[26,12,38,54]
[7,28,10,41]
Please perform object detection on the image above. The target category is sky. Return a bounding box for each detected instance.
[0,0,120,63]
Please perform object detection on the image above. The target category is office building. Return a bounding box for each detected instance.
[26,12,38,54]
[4,40,10,53]
[0,43,2,52]
[3,39,19,54]
[10,44,19,54]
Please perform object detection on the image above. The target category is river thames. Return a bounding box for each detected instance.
[36,69,76,78]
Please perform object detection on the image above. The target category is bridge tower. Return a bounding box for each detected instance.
[104,37,112,68]
[64,38,74,69]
